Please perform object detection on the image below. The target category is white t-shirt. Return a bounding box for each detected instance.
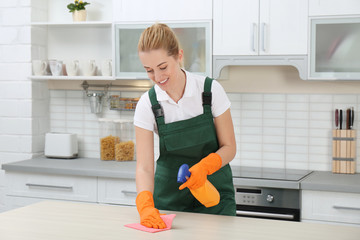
[134,70,231,133]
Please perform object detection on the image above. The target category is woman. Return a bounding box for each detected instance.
[134,23,236,229]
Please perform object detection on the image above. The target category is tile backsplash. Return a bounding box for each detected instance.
[50,90,360,172]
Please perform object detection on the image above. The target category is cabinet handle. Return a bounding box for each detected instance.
[261,22,267,52]
[121,190,137,196]
[26,183,73,191]
[252,23,257,52]
[333,205,360,211]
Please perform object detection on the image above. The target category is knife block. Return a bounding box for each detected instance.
[332,129,356,174]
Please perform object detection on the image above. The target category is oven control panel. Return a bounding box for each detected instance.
[234,186,300,209]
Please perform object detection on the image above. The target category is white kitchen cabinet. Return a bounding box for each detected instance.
[302,190,360,226]
[98,177,136,206]
[309,0,360,17]
[4,171,138,211]
[213,0,308,56]
[6,172,98,202]
[31,0,114,81]
[113,0,212,22]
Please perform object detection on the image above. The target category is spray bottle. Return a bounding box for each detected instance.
[177,164,220,208]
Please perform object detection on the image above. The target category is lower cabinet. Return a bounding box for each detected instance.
[302,190,360,226]
[98,177,137,206]
[4,172,136,211]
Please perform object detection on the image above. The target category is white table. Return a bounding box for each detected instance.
[0,201,359,240]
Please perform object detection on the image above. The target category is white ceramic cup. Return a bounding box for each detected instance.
[49,60,63,76]
[101,59,112,76]
[65,60,79,76]
[32,60,48,76]
[84,60,97,76]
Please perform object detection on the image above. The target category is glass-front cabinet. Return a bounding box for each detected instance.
[114,22,212,79]
[309,17,360,80]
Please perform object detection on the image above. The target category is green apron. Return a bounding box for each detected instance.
[149,77,236,216]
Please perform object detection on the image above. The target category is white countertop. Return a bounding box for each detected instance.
[0,201,359,240]
[3,157,360,193]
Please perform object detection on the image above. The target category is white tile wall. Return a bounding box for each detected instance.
[0,2,48,212]
[49,90,360,173]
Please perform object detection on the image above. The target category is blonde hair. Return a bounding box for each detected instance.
[138,23,180,58]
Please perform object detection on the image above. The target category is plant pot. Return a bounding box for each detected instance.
[72,9,87,22]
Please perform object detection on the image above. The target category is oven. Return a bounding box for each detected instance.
[231,166,312,222]
[234,186,300,221]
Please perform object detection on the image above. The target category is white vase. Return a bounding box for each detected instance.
[72,9,87,22]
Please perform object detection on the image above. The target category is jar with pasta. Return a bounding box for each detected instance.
[114,119,135,161]
[99,118,118,161]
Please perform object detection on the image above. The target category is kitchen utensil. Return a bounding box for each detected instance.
[101,59,112,76]
[49,60,63,76]
[45,133,78,159]
[339,109,343,129]
[87,92,104,113]
[32,60,48,76]
[84,60,97,76]
[65,60,79,76]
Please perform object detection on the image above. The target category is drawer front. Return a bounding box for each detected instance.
[98,178,136,206]
[6,172,97,202]
[302,190,360,225]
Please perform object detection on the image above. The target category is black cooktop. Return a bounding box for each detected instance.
[230,166,312,182]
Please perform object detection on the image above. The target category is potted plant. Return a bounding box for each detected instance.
[67,1,90,22]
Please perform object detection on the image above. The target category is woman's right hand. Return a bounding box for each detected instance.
[136,191,166,229]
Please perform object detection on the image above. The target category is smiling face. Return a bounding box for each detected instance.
[139,48,184,93]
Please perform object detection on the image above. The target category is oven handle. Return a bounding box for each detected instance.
[236,210,295,220]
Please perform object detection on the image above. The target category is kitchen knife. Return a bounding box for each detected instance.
[335,109,339,129]
[350,107,354,129]
[339,109,343,130]
[346,108,350,130]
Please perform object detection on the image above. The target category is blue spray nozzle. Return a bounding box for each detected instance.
[177,164,191,183]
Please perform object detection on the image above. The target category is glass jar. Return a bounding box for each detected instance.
[99,118,118,161]
[114,119,135,161]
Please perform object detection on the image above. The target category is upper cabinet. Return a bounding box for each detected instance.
[309,0,360,17]
[115,22,212,79]
[213,0,308,56]
[31,0,113,80]
[113,0,212,22]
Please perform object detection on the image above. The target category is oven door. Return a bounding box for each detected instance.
[236,205,300,221]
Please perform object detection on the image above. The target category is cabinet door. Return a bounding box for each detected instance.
[302,190,360,225]
[98,178,136,206]
[114,0,212,22]
[6,172,97,202]
[259,0,308,55]
[213,0,259,55]
[309,0,360,16]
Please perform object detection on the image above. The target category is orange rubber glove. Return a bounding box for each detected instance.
[179,153,222,190]
[136,191,166,229]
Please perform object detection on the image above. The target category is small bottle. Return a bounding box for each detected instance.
[177,164,220,208]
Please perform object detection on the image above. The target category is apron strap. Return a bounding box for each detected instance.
[148,76,214,127]
[149,86,165,127]
[202,77,213,114]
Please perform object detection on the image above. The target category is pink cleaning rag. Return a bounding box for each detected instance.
[125,214,176,233]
